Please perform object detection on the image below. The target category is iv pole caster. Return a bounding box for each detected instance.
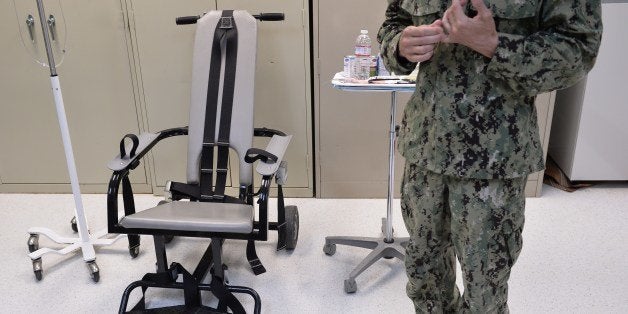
[32,258,43,281]
[87,261,100,282]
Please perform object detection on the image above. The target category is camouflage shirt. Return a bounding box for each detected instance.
[378,0,602,179]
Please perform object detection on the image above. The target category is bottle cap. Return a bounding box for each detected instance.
[361,30,368,34]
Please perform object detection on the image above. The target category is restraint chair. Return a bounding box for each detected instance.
[105,10,298,313]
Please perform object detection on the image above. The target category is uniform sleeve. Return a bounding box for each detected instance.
[485,0,603,96]
[377,0,417,75]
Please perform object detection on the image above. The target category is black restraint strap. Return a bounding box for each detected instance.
[199,11,229,200]
[214,11,238,200]
[120,134,139,158]
[121,176,140,250]
[246,240,266,275]
[199,10,238,201]
[127,262,246,313]
[214,274,246,314]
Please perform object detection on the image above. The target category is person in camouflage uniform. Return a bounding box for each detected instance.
[377,0,602,312]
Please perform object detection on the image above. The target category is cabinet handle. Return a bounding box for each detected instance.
[47,14,56,41]
[26,14,35,42]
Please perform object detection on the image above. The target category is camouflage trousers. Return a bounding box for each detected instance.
[400,163,526,313]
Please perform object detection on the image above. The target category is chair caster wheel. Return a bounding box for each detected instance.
[87,261,100,282]
[323,243,336,256]
[28,234,39,253]
[344,278,357,294]
[71,216,78,232]
[32,258,43,281]
[129,246,140,258]
[285,205,299,250]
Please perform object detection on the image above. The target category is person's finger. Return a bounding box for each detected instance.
[402,35,442,48]
[407,44,436,56]
[403,25,444,38]
[449,0,466,22]
[470,0,490,15]
[442,10,452,35]
[406,50,433,63]
[416,50,435,62]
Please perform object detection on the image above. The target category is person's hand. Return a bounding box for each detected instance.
[398,20,446,63]
[442,0,498,58]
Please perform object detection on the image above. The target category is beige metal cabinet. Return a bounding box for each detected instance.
[315,0,408,198]
[314,0,554,198]
[0,0,150,193]
[123,0,218,190]
[128,0,313,196]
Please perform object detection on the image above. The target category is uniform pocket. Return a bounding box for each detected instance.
[504,228,523,267]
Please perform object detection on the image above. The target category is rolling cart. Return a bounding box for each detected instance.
[324,73,413,293]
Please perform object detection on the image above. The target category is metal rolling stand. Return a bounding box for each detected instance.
[26,0,126,282]
[324,77,412,293]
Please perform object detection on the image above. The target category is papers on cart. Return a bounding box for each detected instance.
[332,72,415,92]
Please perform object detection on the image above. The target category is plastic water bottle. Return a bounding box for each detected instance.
[354,29,372,80]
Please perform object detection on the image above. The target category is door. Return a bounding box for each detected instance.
[0,0,150,193]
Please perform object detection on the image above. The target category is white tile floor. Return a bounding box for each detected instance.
[1,183,627,313]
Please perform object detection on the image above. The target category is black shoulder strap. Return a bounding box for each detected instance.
[214,11,238,199]
[199,10,237,200]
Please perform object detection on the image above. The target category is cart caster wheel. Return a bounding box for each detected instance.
[34,270,42,281]
[285,205,299,250]
[28,234,39,253]
[71,216,78,233]
[344,278,357,294]
[32,258,43,281]
[129,246,140,258]
[323,243,336,256]
[87,261,100,283]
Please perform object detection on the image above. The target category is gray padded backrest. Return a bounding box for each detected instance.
[187,11,257,186]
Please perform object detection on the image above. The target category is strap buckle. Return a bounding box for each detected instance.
[219,16,233,29]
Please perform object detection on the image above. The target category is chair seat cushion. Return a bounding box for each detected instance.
[119,201,254,234]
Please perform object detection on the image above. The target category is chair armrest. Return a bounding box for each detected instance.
[254,127,286,137]
[107,127,188,171]
[255,135,292,176]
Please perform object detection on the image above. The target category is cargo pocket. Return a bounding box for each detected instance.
[502,223,523,267]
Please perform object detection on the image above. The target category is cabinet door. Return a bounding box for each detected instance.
[131,0,313,196]
[0,0,149,192]
[125,0,217,189]
[316,0,411,198]
[216,0,313,196]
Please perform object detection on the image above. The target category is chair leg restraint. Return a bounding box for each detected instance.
[119,240,259,314]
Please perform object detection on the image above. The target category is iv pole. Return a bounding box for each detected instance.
[26,0,126,282]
